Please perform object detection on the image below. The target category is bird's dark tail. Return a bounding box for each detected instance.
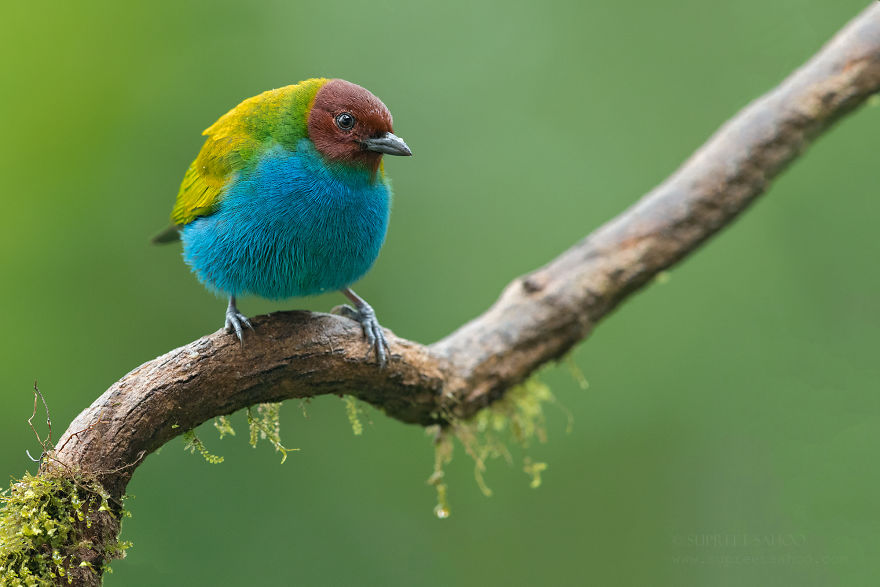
[151,225,181,244]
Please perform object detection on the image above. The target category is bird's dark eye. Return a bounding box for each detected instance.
[335,112,356,131]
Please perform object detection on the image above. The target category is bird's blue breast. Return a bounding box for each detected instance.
[181,139,391,300]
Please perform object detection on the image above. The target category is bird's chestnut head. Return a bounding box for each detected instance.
[307,79,411,174]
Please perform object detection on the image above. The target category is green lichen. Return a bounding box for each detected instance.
[343,396,363,436]
[182,430,224,464]
[426,430,453,520]
[189,404,297,464]
[565,356,589,392]
[427,376,568,516]
[247,404,295,463]
[0,470,130,585]
[522,458,548,489]
[298,399,311,419]
[213,416,235,440]
[653,270,672,285]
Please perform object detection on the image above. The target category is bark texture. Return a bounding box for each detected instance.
[33,4,880,584]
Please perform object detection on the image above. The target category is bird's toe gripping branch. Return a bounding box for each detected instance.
[224,296,253,343]
[333,298,391,366]
[332,303,390,366]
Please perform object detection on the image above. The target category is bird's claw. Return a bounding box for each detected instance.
[224,308,253,344]
[332,303,390,367]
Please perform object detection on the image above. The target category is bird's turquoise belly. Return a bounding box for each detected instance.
[181,142,390,300]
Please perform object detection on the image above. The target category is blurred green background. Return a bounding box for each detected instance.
[2,0,878,585]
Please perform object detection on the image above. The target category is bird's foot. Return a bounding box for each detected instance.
[224,297,253,344]
[332,303,390,366]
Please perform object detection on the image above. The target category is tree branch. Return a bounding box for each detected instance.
[54,0,880,495]
[36,2,880,581]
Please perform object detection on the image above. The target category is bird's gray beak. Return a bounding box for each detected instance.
[360,132,412,156]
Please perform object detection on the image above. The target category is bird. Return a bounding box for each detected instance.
[153,78,411,365]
